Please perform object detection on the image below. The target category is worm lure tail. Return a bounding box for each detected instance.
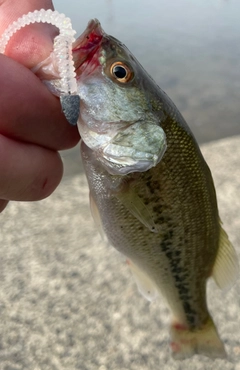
[0,9,80,125]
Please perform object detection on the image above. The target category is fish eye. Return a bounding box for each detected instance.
[110,62,133,83]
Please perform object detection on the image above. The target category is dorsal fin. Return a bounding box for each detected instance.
[212,222,239,290]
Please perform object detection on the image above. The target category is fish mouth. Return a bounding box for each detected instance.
[72,19,104,75]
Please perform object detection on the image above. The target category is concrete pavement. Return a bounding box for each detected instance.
[1,136,240,370]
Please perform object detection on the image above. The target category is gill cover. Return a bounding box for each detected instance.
[102,121,167,175]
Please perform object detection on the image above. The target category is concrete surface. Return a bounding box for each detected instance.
[1,136,240,370]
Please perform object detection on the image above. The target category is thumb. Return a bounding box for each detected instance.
[0,0,57,69]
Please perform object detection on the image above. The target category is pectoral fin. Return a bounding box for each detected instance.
[212,222,239,290]
[127,259,159,301]
[116,187,159,233]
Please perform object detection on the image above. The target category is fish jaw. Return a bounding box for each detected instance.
[72,19,104,74]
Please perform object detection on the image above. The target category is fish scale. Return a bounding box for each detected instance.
[82,134,213,326]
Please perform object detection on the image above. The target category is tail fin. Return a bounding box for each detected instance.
[169,318,227,360]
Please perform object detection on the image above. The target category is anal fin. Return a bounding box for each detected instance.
[127,259,159,301]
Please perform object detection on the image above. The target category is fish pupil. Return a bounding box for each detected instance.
[113,65,127,79]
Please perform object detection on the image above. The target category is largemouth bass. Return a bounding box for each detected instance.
[73,20,239,359]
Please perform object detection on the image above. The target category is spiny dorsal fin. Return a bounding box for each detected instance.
[212,222,239,290]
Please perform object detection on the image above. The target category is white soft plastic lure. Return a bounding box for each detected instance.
[0,8,80,125]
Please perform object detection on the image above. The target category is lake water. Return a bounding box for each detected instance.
[53,0,240,176]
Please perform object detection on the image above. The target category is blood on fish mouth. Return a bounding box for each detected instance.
[72,19,104,75]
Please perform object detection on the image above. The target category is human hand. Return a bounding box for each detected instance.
[0,0,80,213]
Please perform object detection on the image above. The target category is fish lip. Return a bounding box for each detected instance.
[72,19,104,73]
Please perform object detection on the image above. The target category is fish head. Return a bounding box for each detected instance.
[73,19,167,175]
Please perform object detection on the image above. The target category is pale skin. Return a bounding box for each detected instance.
[0,0,80,212]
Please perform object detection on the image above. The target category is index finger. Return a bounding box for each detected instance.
[0,54,80,151]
